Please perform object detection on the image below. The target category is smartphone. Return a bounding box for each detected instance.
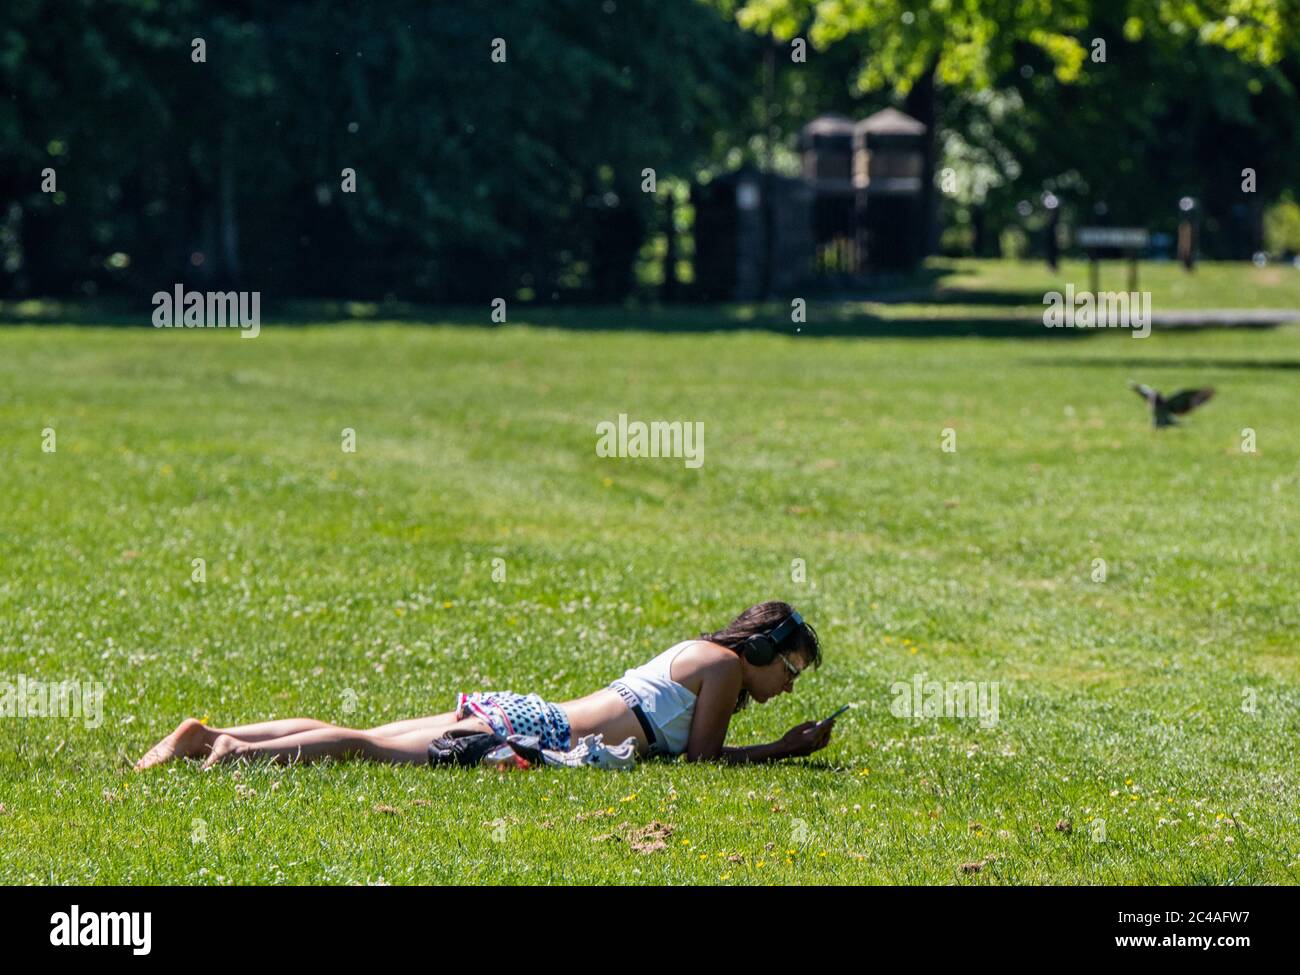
[818,704,851,725]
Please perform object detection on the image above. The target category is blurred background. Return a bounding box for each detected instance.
[1,0,1298,305]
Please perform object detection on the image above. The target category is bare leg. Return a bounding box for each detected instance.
[365,711,460,738]
[217,712,468,740]
[212,718,338,741]
[203,717,492,768]
[137,712,472,771]
[135,718,218,770]
[137,716,347,770]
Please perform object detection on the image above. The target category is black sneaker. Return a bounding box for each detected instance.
[427,732,502,768]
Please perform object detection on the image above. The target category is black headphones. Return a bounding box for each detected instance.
[739,610,806,666]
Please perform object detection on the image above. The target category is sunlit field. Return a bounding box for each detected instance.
[1,300,1297,883]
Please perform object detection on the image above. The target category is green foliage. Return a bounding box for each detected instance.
[724,0,1300,262]
[997,225,1029,259]
[0,1,753,300]
[1263,192,1300,253]
[726,0,1290,94]
[6,1,1300,299]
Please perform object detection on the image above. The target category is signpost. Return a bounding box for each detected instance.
[1075,227,1149,294]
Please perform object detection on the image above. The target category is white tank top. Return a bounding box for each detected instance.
[610,641,698,755]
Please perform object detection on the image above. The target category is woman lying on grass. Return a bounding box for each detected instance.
[135,601,834,770]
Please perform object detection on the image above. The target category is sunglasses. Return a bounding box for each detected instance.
[778,652,804,683]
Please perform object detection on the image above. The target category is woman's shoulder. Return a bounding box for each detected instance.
[669,640,741,681]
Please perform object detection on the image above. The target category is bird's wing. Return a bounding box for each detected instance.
[1165,387,1215,414]
[1129,382,1157,402]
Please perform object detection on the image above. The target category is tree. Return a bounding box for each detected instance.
[0,0,756,302]
[719,0,1294,253]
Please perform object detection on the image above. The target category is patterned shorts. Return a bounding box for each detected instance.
[455,691,572,751]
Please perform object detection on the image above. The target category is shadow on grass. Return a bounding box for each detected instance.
[488,304,1090,340]
[5,258,1296,339]
[5,293,1291,341]
[1028,356,1300,371]
[813,261,1047,307]
[639,756,851,772]
[0,297,1097,341]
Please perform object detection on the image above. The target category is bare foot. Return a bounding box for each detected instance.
[134,718,214,771]
[202,734,244,770]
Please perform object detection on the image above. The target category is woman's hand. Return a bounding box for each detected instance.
[716,720,834,765]
[778,720,834,758]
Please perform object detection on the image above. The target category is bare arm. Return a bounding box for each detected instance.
[682,651,744,763]
[717,721,834,764]
[679,646,836,763]
[717,740,788,765]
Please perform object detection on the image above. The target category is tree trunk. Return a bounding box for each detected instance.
[219,118,241,286]
[661,192,679,303]
[904,60,940,257]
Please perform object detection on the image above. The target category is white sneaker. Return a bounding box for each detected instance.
[542,733,639,770]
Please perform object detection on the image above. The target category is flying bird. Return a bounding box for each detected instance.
[1128,382,1215,427]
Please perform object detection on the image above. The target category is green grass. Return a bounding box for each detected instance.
[915,256,1300,310]
[1,298,1298,884]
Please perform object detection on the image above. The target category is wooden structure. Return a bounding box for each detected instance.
[692,107,928,299]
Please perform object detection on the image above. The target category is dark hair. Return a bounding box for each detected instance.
[700,601,822,711]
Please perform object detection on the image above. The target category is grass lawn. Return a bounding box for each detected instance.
[1,299,1297,884]
[911,257,1300,310]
